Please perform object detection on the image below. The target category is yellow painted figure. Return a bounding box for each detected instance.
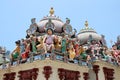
[10,41,21,65]
[68,41,75,60]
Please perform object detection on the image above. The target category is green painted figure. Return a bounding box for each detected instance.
[61,34,66,53]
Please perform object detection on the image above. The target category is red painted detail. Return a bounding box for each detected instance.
[83,72,89,80]
[103,67,114,80]
[3,72,16,80]
[58,68,80,80]
[18,68,39,80]
[93,65,100,80]
[43,66,52,80]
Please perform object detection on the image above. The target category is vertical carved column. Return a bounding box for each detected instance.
[58,68,65,80]
[103,67,114,80]
[18,70,32,80]
[18,68,39,80]
[43,66,52,80]
[93,65,100,80]
[103,67,107,80]
[75,71,80,80]
[58,68,80,80]
[83,72,89,80]
[64,70,71,80]
[108,69,114,80]
[32,68,39,80]
[3,72,16,80]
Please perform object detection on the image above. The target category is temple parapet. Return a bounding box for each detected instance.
[0,59,89,80]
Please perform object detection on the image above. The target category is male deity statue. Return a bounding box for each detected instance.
[62,18,73,37]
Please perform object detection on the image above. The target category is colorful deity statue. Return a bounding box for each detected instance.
[44,28,55,53]
[78,45,91,63]
[54,36,61,52]
[10,40,20,65]
[61,34,67,53]
[111,45,120,65]
[62,18,73,37]
[43,28,56,60]
[68,41,76,61]
[36,36,45,52]
[20,39,26,54]
[30,35,37,53]
[74,40,80,57]
[21,39,30,62]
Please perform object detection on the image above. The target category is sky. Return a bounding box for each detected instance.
[0,0,120,52]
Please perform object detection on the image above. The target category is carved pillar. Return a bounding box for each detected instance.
[18,68,39,80]
[75,71,80,80]
[107,69,114,80]
[103,67,114,80]
[83,72,89,80]
[18,70,32,80]
[58,68,65,80]
[65,70,71,80]
[43,66,52,80]
[32,68,39,80]
[3,72,16,80]
[103,67,107,80]
[93,65,100,80]
[58,68,80,80]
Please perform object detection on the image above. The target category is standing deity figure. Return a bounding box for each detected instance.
[62,18,73,37]
[61,34,67,53]
[68,41,76,61]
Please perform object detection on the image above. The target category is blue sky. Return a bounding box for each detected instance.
[0,0,120,51]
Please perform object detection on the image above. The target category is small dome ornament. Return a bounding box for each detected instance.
[49,7,54,16]
[85,21,89,29]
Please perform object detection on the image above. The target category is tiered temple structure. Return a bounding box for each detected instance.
[0,7,120,80]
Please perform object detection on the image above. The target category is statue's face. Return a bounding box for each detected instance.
[47,29,52,35]
[113,45,117,50]
[66,20,70,24]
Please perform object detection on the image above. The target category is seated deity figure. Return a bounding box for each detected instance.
[111,45,120,65]
[79,46,91,63]
[44,28,55,55]
[10,40,20,65]
[99,46,113,62]
[90,40,101,59]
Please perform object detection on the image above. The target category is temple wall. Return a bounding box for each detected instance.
[92,61,120,80]
[0,59,89,80]
[0,59,120,80]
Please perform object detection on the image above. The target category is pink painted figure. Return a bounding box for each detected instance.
[44,28,55,53]
[111,45,120,65]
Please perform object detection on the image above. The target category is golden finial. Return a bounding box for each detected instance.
[49,7,54,16]
[85,21,88,29]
